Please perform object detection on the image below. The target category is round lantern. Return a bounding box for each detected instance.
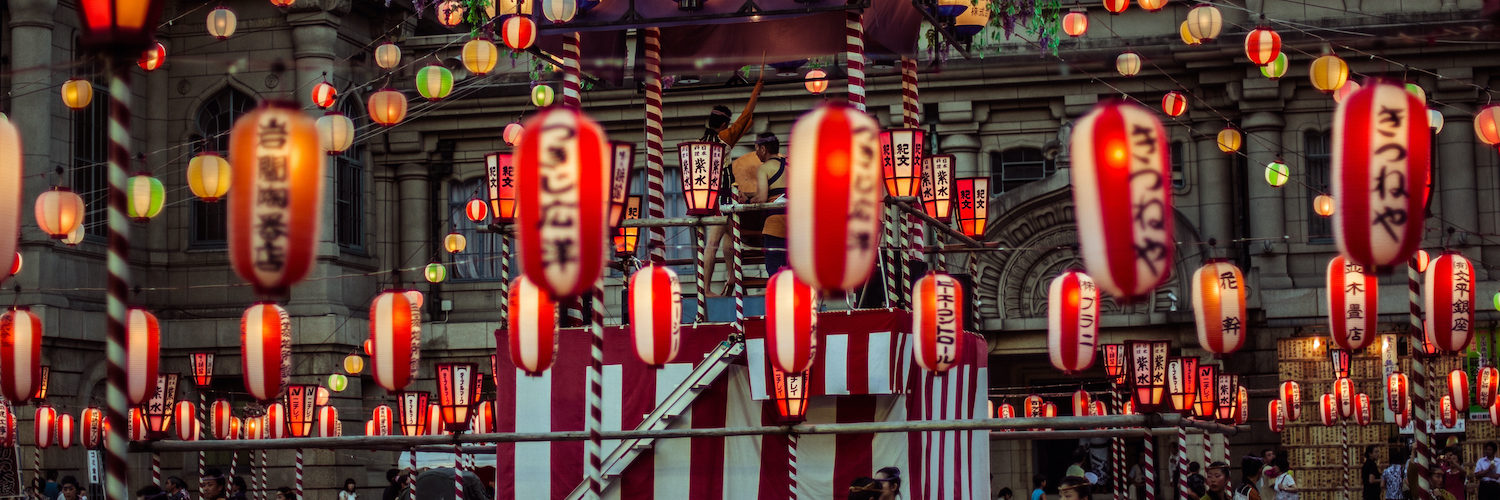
[766,269,817,374]
[953,2,990,36]
[1244,27,1280,66]
[416,65,454,101]
[1280,380,1302,421]
[1318,393,1338,426]
[174,401,198,441]
[206,6,237,39]
[1327,255,1378,350]
[1071,389,1092,416]
[1161,92,1187,117]
[1310,54,1350,93]
[1353,393,1372,426]
[1314,194,1335,217]
[375,43,401,70]
[1387,372,1410,417]
[915,273,966,373]
[311,81,337,109]
[504,123,525,146]
[1264,160,1289,187]
[62,226,83,246]
[515,106,612,298]
[317,405,340,437]
[368,88,408,126]
[1429,109,1445,134]
[370,290,421,392]
[437,0,466,27]
[343,354,364,374]
[1137,0,1165,12]
[56,413,74,449]
[787,102,883,292]
[327,373,348,392]
[1440,395,1457,428]
[997,402,1016,419]
[501,16,537,51]
[424,263,447,283]
[465,198,488,222]
[1103,0,1127,13]
[1116,52,1141,77]
[0,307,41,403]
[1048,270,1098,374]
[61,79,93,109]
[1333,81,1362,104]
[211,399,233,439]
[1217,127,1241,153]
[34,187,85,239]
[1448,369,1471,410]
[187,153,231,202]
[1414,249,1432,273]
[1260,52,1288,80]
[531,85,555,107]
[228,101,325,297]
[443,232,467,254]
[138,42,165,71]
[1062,11,1087,37]
[1267,400,1286,432]
[462,38,499,76]
[543,0,577,22]
[1424,252,1474,353]
[264,403,287,439]
[124,307,160,406]
[1480,366,1500,409]
[34,406,57,448]
[1185,4,1222,41]
[1070,100,1174,300]
[507,276,559,375]
[125,173,165,221]
[316,111,355,155]
[805,69,829,94]
[1403,83,1426,101]
[1475,105,1500,145]
[1193,259,1247,354]
[241,303,289,402]
[1179,22,1200,46]
[1334,377,1356,418]
[628,264,683,367]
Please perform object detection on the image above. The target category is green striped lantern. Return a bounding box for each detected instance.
[327,373,348,392]
[1264,161,1290,187]
[126,173,165,221]
[416,64,454,101]
[1259,52,1288,80]
[425,262,448,283]
[1405,83,1426,102]
[531,84,555,107]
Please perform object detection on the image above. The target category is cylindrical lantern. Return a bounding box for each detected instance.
[1334,377,1355,418]
[471,401,494,434]
[1479,366,1499,409]
[1091,400,1107,417]
[125,173,165,221]
[436,363,480,432]
[1492,401,1500,427]
[462,38,499,75]
[677,141,726,215]
[374,43,401,70]
[285,384,318,438]
[516,106,611,298]
[30,366,46,401]
[1166,357,1199,414]
[787,102,883,292]
[953,177,989,238]
[1070,100,1174,300]
[206,6,236,39]
[228,101,324,296]
[81,407,103,449]
[1244,27,1281,66]
[1425,252,1475,353]
[128,407,150,442]
[0,307,41,403]
[1102,344,1128,384]
[211,400,233,440]
[1195,364,1219,419]
[34,187,85,239]
[1161,91,1187,117]
[173,401,198,441]
[766,269,817,374]
[34,406,56,449]
[396,391,431,437]
[1048,270,1098,374]
[1310,54,1350,93]
[1440,395,1457,428]
[1329,348,1352,380]
[316,112,355,155]
[371,405,394,436]
[426,402,444,435]
[879,129,925,198]
[1449,369,1471,411]
[424,263,447,283]
[138,42,166,71]
[1314,194,1335,217]
[1062,10,1087,37]
[1353,393,1372,426]
[187,153,232,202]
[1319,393,1339,426]
[1333,81,1430,269]
[1280,380,1302,421]
[804,69,829,94]
[1327,255,1378,350]
[1475,105,1500,145]
[310,81,337,109]
[628,264,682,367]
[1217,127,1242,153]
[241,415,260,441]
[317,405,340,437]
[1179,22,1201,47]
[1267,400,1286,432]
[1116,52,1141,77]
[263,403,286,439]
[1387,372,1410,416]
[240,302,290,402]
[227,417,240,440]
[501,16,537,51]
[416,65,454,101]
[1103,0,1127,14]
[368,88,408,126]
[370,290,421,392]
[997,403,1016,419]
[1260,52,1288,80]
[61,79,93,109]
[57,413,75,449]
[1071,389,1092,416]
[1193,259,1247,354]
[1024,395,1045,418]
[125,307,159,406]
[1334,81,1363,104]
[1186,4,1221,41]
[920,155,954,222]
[1127,340,1169,410]
[190,352,215,387]
[914,273,965,373]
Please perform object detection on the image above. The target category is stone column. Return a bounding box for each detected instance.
[1194,120,1232,250]
[7,0,56,246]
[288,6,345,108]
[397,163,431,285]
[941,133,982,178]
[1242,110,1291,288]
[1437,105,1476,243]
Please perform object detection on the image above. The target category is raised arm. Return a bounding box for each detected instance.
[718,79,764,148]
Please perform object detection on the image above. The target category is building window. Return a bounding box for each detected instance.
[334,99,366,249]
[1170,141,1186,190]
[449,178,506,280]
[1305,130,1332,242]
[989,148,1053,194]
[72,77,109,237]
[191,88,254,245]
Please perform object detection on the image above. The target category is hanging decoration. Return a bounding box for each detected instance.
[241,302,289,402]
[397,391,431,437]
[515,106,610,298]
[628,264,682,367]
[1185,4,1221,41]
[34,187,85,239]
[1218,374,1241,423]
[485,153,518,222]
[1353,393,1372,426]
[678,141,726,215]
[327,373,347,392]
[1179,22,1200,46]
[143,373,180,434]
[786,102,882,292]
[1319,393,1338,426]
[0,307,41,403]
[914,273,965,373]
[212,400,233,440]
[416,64,454,101]
[1387,372,1410,417]
[318,406,340,437]
[1103,0,1127,13]
[125,307,160,406]
[436,363,481,432]
[1429,109,1445,134]
[82,407,103,449]
[190,352,214,387]
[1166,357,1199,414]
[437,0,466,26]
[1476,105,1500,145]
[1193,259,1246,354]
[1280,380,1302,421]
[879,129,925,198]
[1334,377,1355,418]
[1102,344,1128,384]
[507,276,558,375]
[1071,389,1092,416]
[1480,366,1499,409]
[531,85,555,107]
[371,405,394,436]
[371,290,421,392]
[464,198,488,223]
[284,384,318,437]
[424,263,447,283]
[1326,255,1378,350]
[138,42,165,71]
[34,406,57,448]
[1333,81,1362,104]
[62,227,83,246]
[920,155,954,221]
[1127,340,1169,410]
[228,101,325,297]
[503,124,525,146]
[542,0,577,22]
[804,69,829,94]
[1161,92,1187,117]
[766,269,817,374]
[1062,10,1087,37]
[1244,27,1281,65]
[1310,54,1350,93]
[614,197,641,256]
[1137,0,1165,11]
[1424,251,1475,353]
[173,401,198,441]
[1195,364,1219,419]
[954,177,989,238]
[187,152,231,202]
[953,2,990,35]
[471,401,494,434]
[264,403,287,439]
[375,42,401,70]
[344,354,364,375]
[61,79,93,109]
[311,81,337,109]
[1267,400,1286,432]
[462,38,499,76]
[1448,369,1471,410]
[206,6,236,39]
[126,172,165,221]
[368,89,408,126]
[128,407,149,441]
[1265,160,1289,187]
[1440,395,1457,428]
[57,413,74,449]
[1333,81,1430,269]
[501,16,537,51]
[1314,194,1335,217]
[1217,127,1241,153]
[1260,52,1288,80]
[316,112,355,155]
[443,232,467,254]
[1047,270,1098,374]
[1329,348,1352,380]
[1115,52,1141,77]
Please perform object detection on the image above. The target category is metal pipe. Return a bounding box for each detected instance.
[885,197,985,249]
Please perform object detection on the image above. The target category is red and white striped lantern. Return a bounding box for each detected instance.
[212,400,234,440]
[1319,393,1338,426]
[56,413,74,449]
[228,417,241,440]
[997,403,1015,419]
[787,102,884,292]
[370,405,394,436]
[1327,255,1378,350]
[1388,372,1410,417]
[1071,389,1092,416]
[1440,395,1457,428]
[1244,27,1281,66]
[1333,81,1430,269]
[464,198,488,222]
[1479,366,1499,409]
[1070,100,1174,300]
[1042,402,1058,419]
[1048,270,1098,373]
[913,273,965,373]
[81,407,103,449]
[34,405,57,448]
[1425,252,1475,353]
[370,290,421,392]
[1491,401,1500,427]
[311,81,337,109]
[129,407,149,442]
[228,101,325,297]
[1090,400,1107,417]
[126,307,159,406]
[241,302,290,402]
[1161,92,1187,117]
[470,401,494,434]
[1280,380,1302,421]
[426,403,444,435]
[0,117,20,285]
[1103,0,1127,13]
[500,15,536,51]
[1121,401,1135,415]
[506,276,558,375]
[174,401,198,441]
[1267,400,1286,432]
[516,106,611,299]
[1449,369,1471,411]
[1353,393,1372,426]
[1024,395,1045,418]
[317,405,340,437]
[628,264,682,367]
[1334,377,1355,418]
[264,403,287,439]
[0,307,42,403]
[1193,259,1247,354]
[766,269,817,374]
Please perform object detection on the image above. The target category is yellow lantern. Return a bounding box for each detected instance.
[1179,22,1200,46]
[495,0,534,15]
[954,2,991,36]
[1309,54,1349,93]
[444,232,467,253]
[1314,194,1335,217]
[34,187,85,239]
[368,89,408,126]
[206,6,237,39]
[343,354,364,374]
[462,38,499,76]
[1217,127,1242,153]
[804,69,828,94]
[1137,0,1166,12]
[1474,105,1500,146]
[187,152,232,202]
[1116,52,1140,77]
[374,43,401,70]
[61,79,93,109]
[316,112,355,155]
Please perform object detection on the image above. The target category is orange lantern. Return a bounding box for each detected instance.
[804,69,828,94]
[212,399,234,440]
[311,81,337,109]
[1062,10,1087,37]
[228,101,325,297]
[914,273,965,373]
[1137,0,1165,11]
[240,302,290,402]
[485,153,518,222]
[1319,393,1338,426]
[1193,259,1247,354]
[367,89,408,127]
[285,384,318,438]
[0,308,42,404]
[1166,357,1198,414]
[34,187,85,239]
[1244,27,1281,66]
[125,307,160,406]
[1128,340,1169,411]
[370,290,421,392]
[954,177,988,238]
[1440,395,1457,428]
[436,363,481,432]
[1449,369,1471,410]
[1195,364,1218,419]
[1479,366,1499,409]
[1387,372,1410,417]
[879,129,925,198]
[142,373,179,434]
[137,42,165,71]
[1049,270,1099,374]
[371,405,394,436]
[396,391,430,437]
[1071,389,1091,416]
[1267,400,1286,432]
[1474,105,1500,146]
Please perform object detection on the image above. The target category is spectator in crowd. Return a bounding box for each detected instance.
[1130,452,1150,500]
[228,477,247,500]
[874,466,902,500]
[1237,455,1264,500]
[43,471,59,499]
[1361,446,1381,500]
[381,469,403,500]
[339,478,359,500]
[1439,447,1466,500]
[274,488,294,500]
[996,487,1014,500]
[1272,457,1299,500]
[1259,450,1282,500]
[1187,461,1207,498]
[198,469,228,500]
[1030,474,1048,500]
[1057,476,1090,500]
[1476,442,1500,498]
[750,132,788,276]
[135,486,166,500]
[164,477,189,500]
[1382,448,1407,500]
[848,477,882,500]
[1065,448,1090,480]
[1202,461,1231,500]
[57,476,85,500]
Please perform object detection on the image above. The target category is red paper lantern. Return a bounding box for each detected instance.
[1334,377,1355,418]
[125,307,161,406]
[1161,92,1187,117]
[1479,366,1499,409]
[1193,259,1247,354]
[364,420,375,436]
[436,363,481,432]
[1070,100,1174,300]
[81,407,103,449]
[485,153,518,222]
[397,391,430,437]
[1236,386,1250,426]
[1062,10,1087,37]
[370,291,421,392]
[241,302,290,402]
[311,81,337,109]
[766,269,817,374]
[34,405,57,448]
[241,415,261,441]
[1102,344,1128,384]
[0,402,14,447]
[1267,400,1286,432]
[1440,395,1457,428]
[228,417,241,440]
[1319,393,1338,426]
[1491,401,1500,427]
[190,352,215,387]
[1090,400,1107,417]
[1216,373,1241,423]
[317,405,340,437]
[228,101,325,297]
[137,42,165,71]
[1425,252,1475,353]
[914,273,965,373]
[174,401,198,441]
[57,413,74,449]
[678,141,725,216]
[1449,369,1471,411]
[212,399,234,440]
[264,403,287,439]
[1353,393,1372,426]
[1071,389,1092,416]
[997,402,1015,419]
[628,264,682,367]
[506,276,558,376]
[1329,348,1352,380]
[1102,0,1127,13]
[919,155,954,222]
[470,401,494,434]
[1195,364,1219,419]
[1333,81,1430,269]
[0,307,42,403]
[127,407,149,442]
[1023,395,1045,418]
[1166,357,1199,414]
[786,102,884,292]
[285,384,319,438]
[879,129,925,197]
[426,402,444,435]
[1280,380,1302,421]
[953,177,989,238]
[516,106,612,299]
[371,405,394,436]
[501,15,536,51]
[1326,256,1379,350]
[465,198,488,222]
[1244,27,1281,66]
[1127,340,1169,410]
[0,117,18,278]
[1384,372,1409,419]
[1048,270,1098,374]
[1042,402,1058,419]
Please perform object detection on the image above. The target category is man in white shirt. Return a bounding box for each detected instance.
[1475,442,1500,498]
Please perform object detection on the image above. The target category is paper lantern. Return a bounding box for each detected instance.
[1329,348,1353,381]
[186,152,232,202]
[997,402,1015,419]
[1166,357,1199,414]
[241,415,260,441]
[122,307,162,406]
[1127,340,1169,410]
[880,129,925,198]
[188,352,215,387]
[484,153,518,223]
[435,363,481,432]
[953,2,990,36]
[368,88,408,127]
[1440,395,1457,428]
[470,401,494,434]
[1217,127,1241,153]
[507,276,559,375]
[434,0,465,26]
[211,400,233,440]
[321,374,345,394]
[804,69,829,94]
[515,106,611,298]
[1090,400,1107,417]
[786,102,883,291]
[1333,82,1431,269]
[1071,389,1092,416]
[440,232,467,254]
[462,38,499,76]
[766,269,817,374]
[173,401,198,441]
[1352,393,1372,426]
[1384,372,1409,417]
[1267,400,1286,432]
[62,226,83,246]
[460,198,487,223]
[501,16,537,51]
[1048,270,1098,374]
[240,302,289,402]
[1062,11,1087,37]
[396,391,430,437]
[503,124,525,147]
[1192,259,1247,354]
[317,405,340,437]
[1492,402,1500,427]
[1217,374,1241,423]
[309,81,338,109]
[35,187,85,239]
[1195,364,1218,418]
[73,0,165,48]
[416,65,454,101]
[228,101,324,297]
[1424,252,1475,353]
[125,173,165,221]
[28,366,46,401]
[126,407,149,442]
[1279,380,1302,421]
[1479,366,1499,409]
[1264,160,1289,187]
[1476,105,1500,145]
[678,141,726,215]
[263,403,287,439]
[33,405,57,448]
[424,263,447,283]
[227,417,241,440]
[284,384,318,438]
[1116,52,1141,77]
[1244,27,1281,66]
[206,6,236,39]
[1260,52,1288,80]
[1429,109,1445,134]
[1102,344,1127,384]
[1185,4,1221,41]
[628,264,682,367]
[0,402,14,447]
[1310,55,1349,93]
[343,354,364,375]
[315,111,355,155]
[1333,81,1362,104]
[1318,393,1338,426]
[1161,92,1187,117]
[542,0,577,22]
[1333,377,1355,418]
[81,407,103,449]
[56,413,74,449]
[1448,369,1471,410]
[1071,100,1174,300]
[138,42,165,71]
[1102,0,1127,13]
[5,253,15,277]
[371,290,421,392]
[919,155,954,222]
[143,373,180,434]
[370,405,394,436]
[1137,0,1165,11]
[1024,395,1045,418]
[61,79,93,109]
[1326,255,1378,351]
[0,307,41,404]
[934,0,968,16]
[1313,194,1335,217]
[374,43,401,70]
[953,177,989,238]
[607,141,636,227]
[1179,22,1200,46]
[914,273,965,373]
[531,85,555,107]
[614,196,641,256]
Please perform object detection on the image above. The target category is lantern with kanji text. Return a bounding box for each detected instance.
[629,265,682,367]
[920,155,954,222]
[1441,395,1457,428]
[1334,377,1355,418]
[143,373,180,435]
[609,141,636,224]
[370,290,421,392]
[396,391,430,437]
[81,407,103,449]
[954,177,988,238]
[1333,81,1430,269]
[1280,380,1302,421]
[880,129,925,197]
[1048,270,1098,374]
[228,101,325,296]
[786,102,883,292]
[1216,373,1240,423]
[1425,252,1475,353]
[173,401,198,441]
[486,153,518,222]
[678,141,724,215]
[1195,364,1218,419]
[614,196,641,256]
[1127,340,1169,411]
[1319,393,1338,426]
[1166,357,1198,414]
[241,303,289,402]
[1353,393,1372,426]
[284,384,318,438]
[516,106,612,298]
[371,405,394,436]
[767,269,817,374]
[191,352,214,387]
[0,307,42,403]
[1102,344,1127,384]
[1024,395,1045,418]
[1479,366,1499,409]
[1268,400,1286,432]
[1193,259,1247,354]
[1387,372,1410,417]
[436,363,481,432]
[914,273,965,373]
[772,366,809,423]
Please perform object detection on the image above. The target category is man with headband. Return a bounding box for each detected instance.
[198,469,228,500]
